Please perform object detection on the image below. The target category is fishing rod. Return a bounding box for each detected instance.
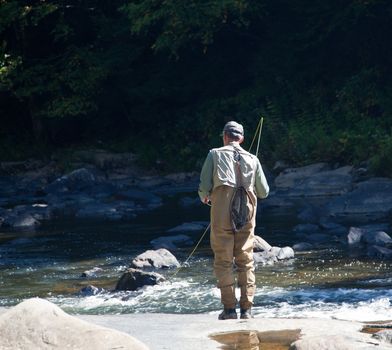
[170,115,265,278]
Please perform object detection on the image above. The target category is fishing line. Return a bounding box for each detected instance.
[169,116,265,279]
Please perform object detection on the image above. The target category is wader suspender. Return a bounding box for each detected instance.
[230,146,256,233]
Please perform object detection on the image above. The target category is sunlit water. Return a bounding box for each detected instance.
[1,196,392,322]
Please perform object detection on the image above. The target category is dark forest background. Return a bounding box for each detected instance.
[1,0,392,174]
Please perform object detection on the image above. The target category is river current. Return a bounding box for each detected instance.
[1,196,392,321]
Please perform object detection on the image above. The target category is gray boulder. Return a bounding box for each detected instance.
[347,227,392,247]
[347,227,363,245]
[253,235,272,252]
[253,251,278,265]
[131,248,180,269]
[116,268,165,291]
[270,246,295,260]
[323,178,392,223]
[150,234,193,250]
[46,168,100,193]
[0,298,148,350]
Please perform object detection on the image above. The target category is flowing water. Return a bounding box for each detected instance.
[1,195,392,322]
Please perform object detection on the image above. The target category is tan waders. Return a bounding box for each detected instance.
[210,185,257,310]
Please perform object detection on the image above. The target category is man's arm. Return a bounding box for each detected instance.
[255,159,269,199]
[198,151,214,203]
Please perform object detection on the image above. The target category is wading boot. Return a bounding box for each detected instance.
[240,308,253,319]
[218,308,237,320]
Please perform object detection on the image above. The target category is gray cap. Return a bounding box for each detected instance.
[223,121,244,136]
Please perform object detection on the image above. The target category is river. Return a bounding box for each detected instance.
[1,195,392,322]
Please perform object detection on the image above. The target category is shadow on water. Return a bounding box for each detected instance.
[209,329,301,350]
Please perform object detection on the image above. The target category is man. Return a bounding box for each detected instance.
[198,121,269,320]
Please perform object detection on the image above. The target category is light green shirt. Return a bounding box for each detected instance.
[198,142,269,202]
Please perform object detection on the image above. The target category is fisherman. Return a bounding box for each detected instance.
[198,121,269,320]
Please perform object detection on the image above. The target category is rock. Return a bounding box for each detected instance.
[81,267,103,278]
[46,168,100,194]
[275,164,353,197]
[131,248,180,269]
[80,285,104,296]
[73,149,137,170]
[150,235,193,250]
[367,245,392,259]
[116,268,165,291]
[289,335,356,350]
[323,178,392,223]
[293,224,320,234]
[292,242,314,251]
[253,235,272,252]
[167,221,208,233]
[0,298,148,350]
[319,221,347,235]
[373,330,392,344]
[347,227,363,245]
[253,251,278,265]
[7,213,41,228]
[270,246,295,260]
[120,188,162,206]
[75,201,135,221]
[347,227,392,247]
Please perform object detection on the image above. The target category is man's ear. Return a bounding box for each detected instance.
[239,136,244,144]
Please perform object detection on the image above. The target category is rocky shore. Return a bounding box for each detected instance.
[1,298,392,350]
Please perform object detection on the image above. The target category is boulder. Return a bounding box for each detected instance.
[45,168,100,194]
[253,251,278,265]
[347,227,392,247]
[270,246,295,260]
[253,235,272,252]
[116,268,165,291]
[7,213,41,228]
[150,235,193,250]
[131,248,180,269]
[289,335,356,350]
[0,298,148,350]
[323,178,392,223]
[347,227,363,246]
[292,242,314,251]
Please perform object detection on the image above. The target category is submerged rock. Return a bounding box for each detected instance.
[116,268,165,291]
[150,234,193,250]
[131,248,180,269]
[0,298,148,350]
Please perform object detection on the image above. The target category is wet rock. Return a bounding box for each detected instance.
[289,335,356,350]
[292,242,314,251]
[270,246,295,260]
[253,235,272,252]
[81,267,103,278]
[253,251,278,265]
[79,285,104,296]
[150,234,193,250]
[6,213,41,228]
[0,298,148,350]
[46,168,100,194]
[131,248,180,269]
[348,227,392,247]
[116,268,165,291]
[167,221,208,233]
[323,178,392,223]
[372,330,392,344]
[367,245,392,259]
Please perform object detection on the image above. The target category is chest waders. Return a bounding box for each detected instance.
[230,147,256,233]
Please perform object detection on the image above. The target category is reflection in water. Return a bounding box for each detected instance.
[210,329,301,350]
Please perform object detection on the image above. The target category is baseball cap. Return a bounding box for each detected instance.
[222,121,244,137]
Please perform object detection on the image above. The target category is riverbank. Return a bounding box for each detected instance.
[1,299,392,350]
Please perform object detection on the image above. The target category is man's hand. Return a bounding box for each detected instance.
[203,197,211,205]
